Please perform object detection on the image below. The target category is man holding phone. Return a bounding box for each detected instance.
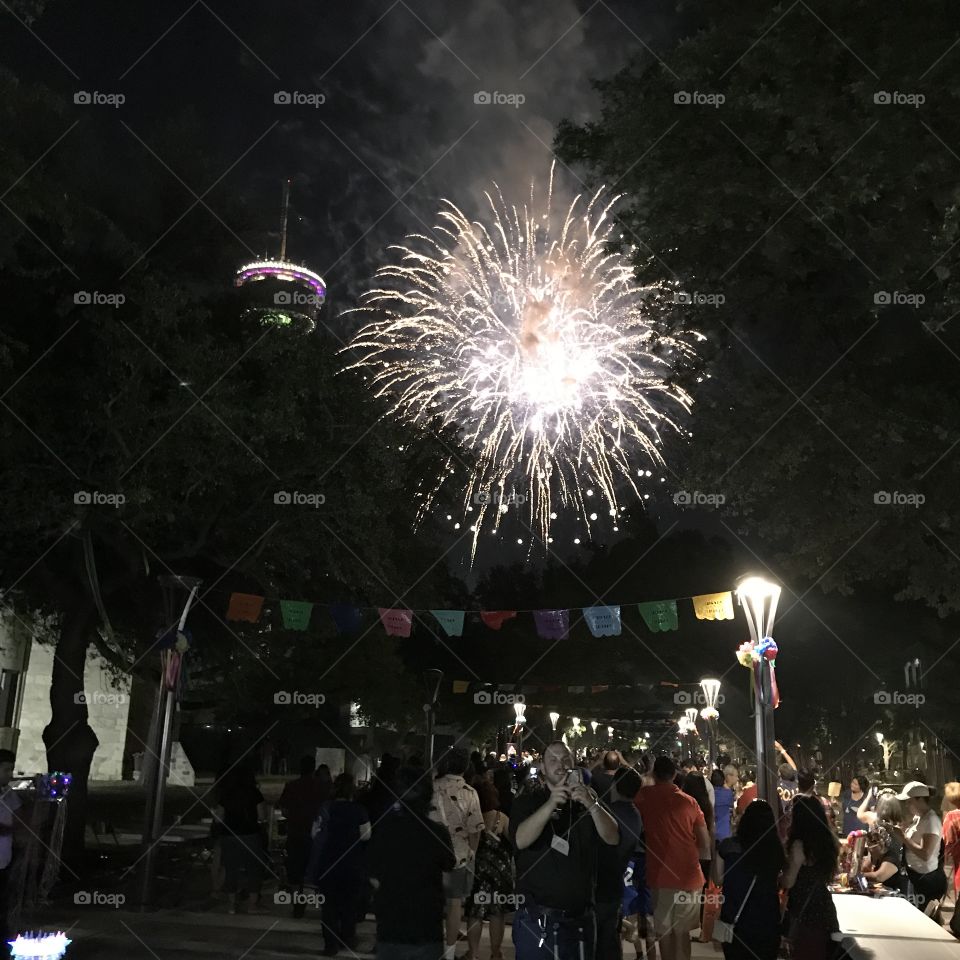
[510,741,619,960]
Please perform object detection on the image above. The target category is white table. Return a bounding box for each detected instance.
[832,893,958,959]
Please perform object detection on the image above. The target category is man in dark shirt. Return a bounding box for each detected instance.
[368,767,455,960]
[590,751,624,801]
[510,741,619,960]
[596,768,643,960]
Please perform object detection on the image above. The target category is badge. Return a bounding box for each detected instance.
[550,834,570,856]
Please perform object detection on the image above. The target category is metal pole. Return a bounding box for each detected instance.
[138,682,167,908]
[755,664,777,804]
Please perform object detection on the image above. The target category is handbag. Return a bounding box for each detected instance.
[713,875,756,944]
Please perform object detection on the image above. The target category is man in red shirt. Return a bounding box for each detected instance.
[634,756,710,960]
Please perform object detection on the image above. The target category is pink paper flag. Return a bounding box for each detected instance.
[378,608,413,637]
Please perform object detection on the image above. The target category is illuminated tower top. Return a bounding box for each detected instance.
[234,180,326,332]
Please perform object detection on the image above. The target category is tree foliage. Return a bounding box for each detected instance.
[556,0,960,614]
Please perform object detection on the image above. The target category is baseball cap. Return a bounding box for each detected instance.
[896,781,930,800]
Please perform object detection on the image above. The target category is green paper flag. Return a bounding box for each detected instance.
[638,599,678,632]
[280,600,313,631]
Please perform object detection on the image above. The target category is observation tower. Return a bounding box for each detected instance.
[234,180,326,332]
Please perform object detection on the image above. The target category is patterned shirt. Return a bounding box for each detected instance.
[430,774,483,867]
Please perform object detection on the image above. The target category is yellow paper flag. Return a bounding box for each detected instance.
[692,591,735,621]
[452,680,470,694]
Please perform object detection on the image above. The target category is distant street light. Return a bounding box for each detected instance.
[513,701,526,755]
[736,576,782,804]
[549,711,560,732]
[700,677,722,767]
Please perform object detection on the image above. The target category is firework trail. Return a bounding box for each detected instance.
[345,168,701,559]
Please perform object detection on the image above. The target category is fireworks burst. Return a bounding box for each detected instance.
[345,168,701,558]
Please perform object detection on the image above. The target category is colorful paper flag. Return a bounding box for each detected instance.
[280,600,313,631]
[226,593,264,623]
[480,610,516,630]
[692,591,735,621]
[329,603,363,635]
[498,683,515,692]
[568,685,585,693]
[591,684,609,694]
[583,605,621,637]
[637,600,678,632]
[431,610,465,637]
[533,609,569,640]
[378,608,413,637]
[452,680,470,694]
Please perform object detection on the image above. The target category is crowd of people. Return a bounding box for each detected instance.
[208,745,960,960]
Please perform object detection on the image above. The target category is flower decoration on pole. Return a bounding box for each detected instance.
[735,577,782,709]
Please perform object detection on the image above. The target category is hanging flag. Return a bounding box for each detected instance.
[452,680,470,694]
[226,593,264,623]
[533,609,569,640]
[379,608,413,637]
[329,603,363,635]
[591,684,609,694]
[498,683,515,692]
[431,610,465,637]
[692,591,735,621]
[521,685,539,695]
[542,684,561,693]
[638,600,678,632]
[480,611,516,630]
[583,605,621,637]
[568,685,585,693]
[280,600,313,631]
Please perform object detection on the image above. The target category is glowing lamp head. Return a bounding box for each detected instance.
[684,707,699,726]
[549,711,560,730]
[513,702,526,724]
[571,716,580,730]
[736,576,782,605]
[607,725,614,739]
[699,677,721,709]
[875,731,884,745]
[590,721,598,734]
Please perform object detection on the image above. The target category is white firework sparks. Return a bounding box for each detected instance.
[345,169,701,558]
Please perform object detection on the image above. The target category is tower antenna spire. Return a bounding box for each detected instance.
[279,178,291,261]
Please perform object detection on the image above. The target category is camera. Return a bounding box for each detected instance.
[565,768,583,788]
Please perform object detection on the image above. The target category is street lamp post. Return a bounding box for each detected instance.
[514,702,526,757]
[685,708,699,761]
[571,716,581,760]
[423,669,444,769]
[139,574,201,908]
[700,678,722,769]
[736,576,782,805]
[549,711,560,733]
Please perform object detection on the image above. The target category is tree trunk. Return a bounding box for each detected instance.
[42,600,100,873]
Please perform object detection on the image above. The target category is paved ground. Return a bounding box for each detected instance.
[22,904,725,960]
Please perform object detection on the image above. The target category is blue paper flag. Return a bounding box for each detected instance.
[431,610,465,637]
[329,602,363,635]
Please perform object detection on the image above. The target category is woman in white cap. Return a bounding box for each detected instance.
[892,781,946,910]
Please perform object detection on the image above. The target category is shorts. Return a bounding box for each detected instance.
[442,862,475,900]
[650,888,700,938]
